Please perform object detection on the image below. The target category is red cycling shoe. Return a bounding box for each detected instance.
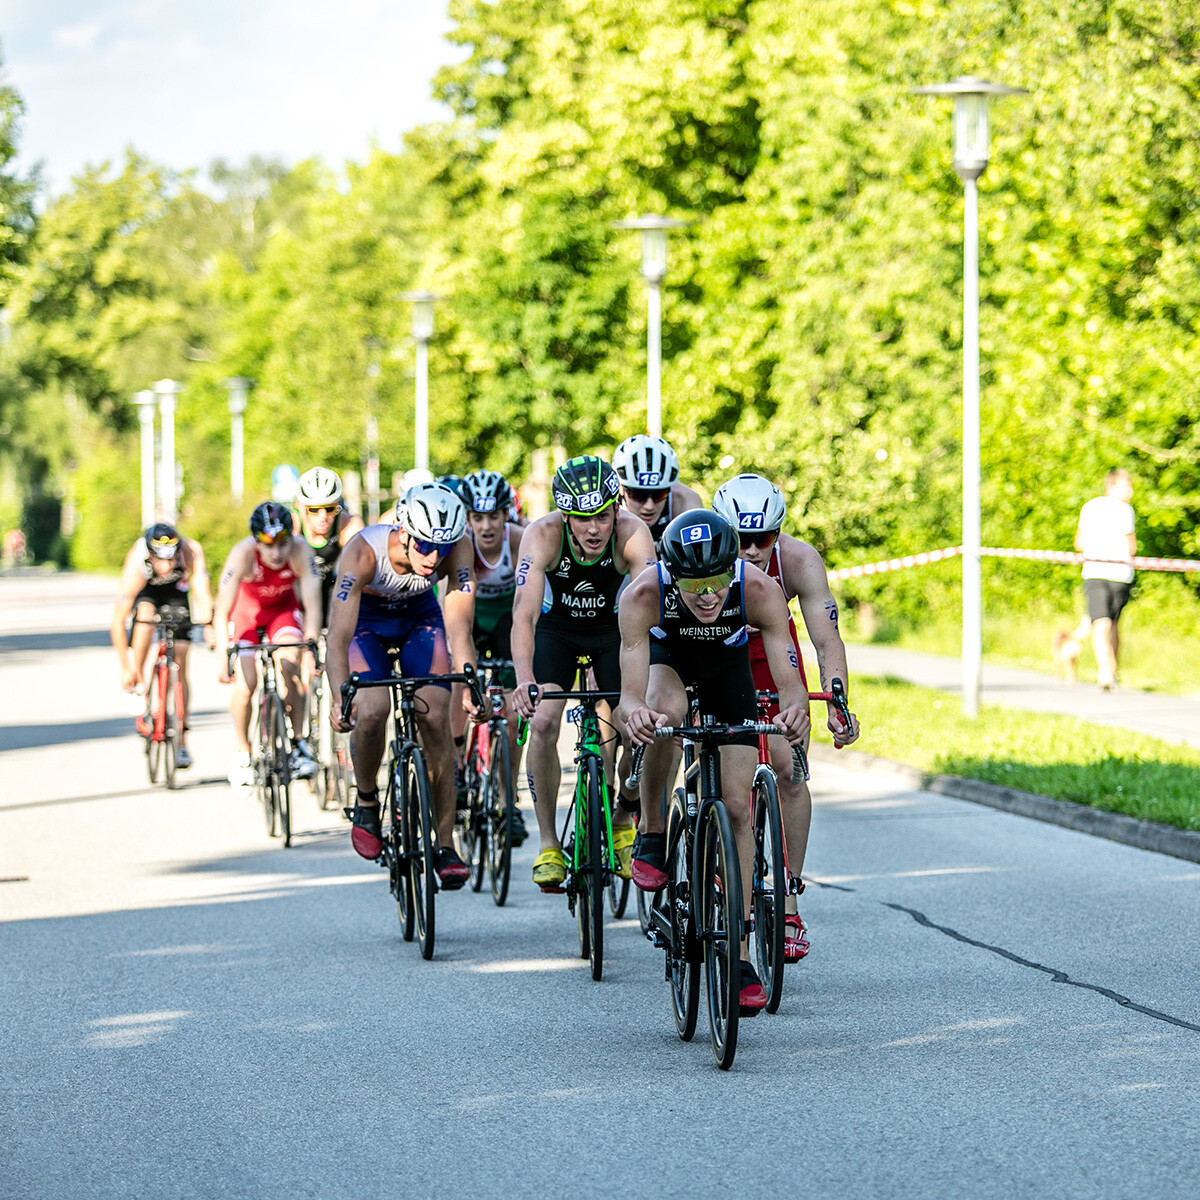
[738,960,767,1016]
[631,832,667,891]
[436,847,470,890]
[783,914,810,962]
[346,804,383,860]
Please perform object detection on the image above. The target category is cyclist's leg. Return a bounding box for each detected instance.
[172,639,191,751]
[231,648,258,754]
[635,662,688,837]
[346,630,392,796]
[590,642,637,830]
[529,623,580,854]
[130,599,158,688]
[718,743,757,954]
[266,608,306,740]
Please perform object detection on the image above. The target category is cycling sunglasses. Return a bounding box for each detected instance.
[148,536,179,558]
[624,486,670,503]
[411,538,454,557]
[738,530,779,550]
[255,528,291,546]
[305,504,339,515]
[676,569,735,595]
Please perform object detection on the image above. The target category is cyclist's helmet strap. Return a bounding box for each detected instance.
[552,456,620,516]
[659,509,739,579]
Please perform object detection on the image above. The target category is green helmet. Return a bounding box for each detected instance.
[552,456,621,517]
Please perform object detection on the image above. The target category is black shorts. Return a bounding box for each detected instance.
[132,589,192,639]
[1085,578,1132,623]
[533,618,621,694]
[649,639,758,747]
[474,612,516,688]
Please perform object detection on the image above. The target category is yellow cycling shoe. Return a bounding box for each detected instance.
[612,825,636,880]
[532,847,567,891]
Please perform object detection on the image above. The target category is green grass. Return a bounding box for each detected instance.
[848,675,1200,833]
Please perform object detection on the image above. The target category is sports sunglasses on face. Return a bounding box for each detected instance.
[739,530,780,550]
[624,486,669,503]
[676,569,735,595]
[255,528,291,546]
[305,504,339,515]
[411,538,454,557]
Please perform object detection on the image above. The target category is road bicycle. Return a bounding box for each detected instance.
[305,636,353,814]
[521,659,622,981]
[229,635,318,848]
[133,607,193,790]
[341,661,483,960]
[455,657,518,906]
[751,679,852,1012]
[628,713,805,1070]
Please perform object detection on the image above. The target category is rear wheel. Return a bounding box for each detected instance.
[700,799,742,1070]
[751,768,786,1013]
[408,747,437,960]
[666,790,699,1042]
[486,726,515,907]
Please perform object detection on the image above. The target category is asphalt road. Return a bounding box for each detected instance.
[3,573,1199,1199]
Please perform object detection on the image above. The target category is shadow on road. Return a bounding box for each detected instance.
[0,629,113,656]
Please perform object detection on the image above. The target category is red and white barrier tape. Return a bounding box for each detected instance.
[828,545,1200,582]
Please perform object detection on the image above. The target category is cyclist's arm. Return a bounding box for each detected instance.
[511,517,555,714]
[110,548,145,679]
[672,481,704,510]
[615,511,657,581]
[440,535,477,673]
[339,511,366,544]
[293,541,324,647]
[783,536,857,743]
[324,536,371,707]
[617,574,663,744]
[213,541,253,675]
[186,538,214,627]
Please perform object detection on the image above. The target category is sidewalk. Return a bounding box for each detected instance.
[844,643,1200,750]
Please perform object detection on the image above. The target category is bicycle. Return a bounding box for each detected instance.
[628,713,805,1070]
[306,636,353,814]
[520,660,621,982]
[455,657,518,906]
[228,635,318,848]
[341,661,483,960]
[133,607,193,790]
[750,679,852,1013]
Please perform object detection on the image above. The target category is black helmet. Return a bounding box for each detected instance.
[461,469,514,514]
[145,522,181,559]
[250,501,292,545]
[660,509,739,579]
[552,455,620,517]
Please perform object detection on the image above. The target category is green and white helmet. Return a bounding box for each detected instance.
[552,456,621,517]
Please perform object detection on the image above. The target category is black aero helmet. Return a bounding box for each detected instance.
[250,501,292,545]
[461,469,514,514]
[660,509,739,579]
[145,522,181,559]
[552,455,620,516]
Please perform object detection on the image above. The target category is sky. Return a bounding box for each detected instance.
[1,0,465,197]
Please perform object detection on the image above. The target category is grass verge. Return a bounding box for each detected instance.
[849,675,1200,833]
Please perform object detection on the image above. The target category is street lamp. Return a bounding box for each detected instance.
[401,291,437,473]
[132,390,157,528]
[223,377,251,505]
[153,378,182,523]
[913,75,1026,716]
[363,337,383,523]
[614,215,689,438]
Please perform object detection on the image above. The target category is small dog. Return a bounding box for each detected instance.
[1051,617,1090,684]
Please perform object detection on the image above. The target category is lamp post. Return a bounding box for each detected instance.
[614,215,689,438]
[223,377,251,505]
[401,291,437,472]
[363,337,382,524]
[913,75,1026,717]
[132,390,157,527]
[153,378,182,523]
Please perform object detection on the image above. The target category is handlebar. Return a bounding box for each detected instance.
[340,666,485,725]
[226,639,320,672]
[626,723,807,789]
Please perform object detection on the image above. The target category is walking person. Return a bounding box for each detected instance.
[1074,468,1136,691]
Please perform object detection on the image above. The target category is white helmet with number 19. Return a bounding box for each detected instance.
[612,435,680,490]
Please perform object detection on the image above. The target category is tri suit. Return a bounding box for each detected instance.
[747,544,808,718]
[132,539,193,635]
[473,525,517,687]
[229,550,303,646]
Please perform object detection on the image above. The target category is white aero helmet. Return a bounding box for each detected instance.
[298,466,343,506]
[712,473,787,534]
[401,467,436,491]
[612,434,680,489]
[401,482,467,545]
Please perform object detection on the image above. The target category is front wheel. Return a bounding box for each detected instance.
[163,662,179,791]
[407,747,437,960]
[486,725,515,907]
[273,691,293,847]
[666,790,699,1042]
[699,799,743,1070]
[751,768,786,1013]
[145,663,165,785]
[583,756,606,981]
[389,762,414,941]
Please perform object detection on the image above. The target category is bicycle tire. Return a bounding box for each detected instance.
[145,661,165,784]
[407,746,437,960]
[584,755,605,981]
[389,759,414,941]
[666,790,699,1042]
[751,767,786,1013]
[487,726,514,907]
[260,692,281,839]
[700,799,743,1070]
[274,692,293,847]
[162,661,179,790]
[607,872,630,919]
[636,881,656,937]
[457,731,485,892]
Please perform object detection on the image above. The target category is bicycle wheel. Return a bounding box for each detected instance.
[163,662,179,791]
[274,691,293,847]
[261,693,282,839]
[456,733,485,892]
[666,789,699,1042]
[407,746,437,960]
[583,755,605,981]
[388,760,414,941]
[636,882,656,937]
[145,662,165,785]
[699,799,743,1070]
[751,768,786,1013]
[486,726,515,907]
[607,871,630,919]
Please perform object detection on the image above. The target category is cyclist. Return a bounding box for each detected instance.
[293,467,364,629]
[326,482,478,888]
[213,502,324,789]
[458,469,528,845]
[612,434,703,549]
[511,455,656,889]
[111,523,214,769]
[618,508,810,1013]
[713,472,860,960]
